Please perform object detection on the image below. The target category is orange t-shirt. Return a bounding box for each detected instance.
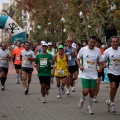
[98,48,104,72]
[12,47,24,65]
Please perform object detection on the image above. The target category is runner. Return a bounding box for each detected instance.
[0,42,13,90]
[71,42,79,92]
[65,39,77,95]
[12,40,24,84]
[54,45,69,99]
[35,43,53,103]
[47,42,57,83]
[103,36,120,113]
[76,36,102,114]
[20,42,35,95]
[94,38,104,102]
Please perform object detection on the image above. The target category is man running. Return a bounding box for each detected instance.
[0,42,13,90]
[103,36,120,113]
[65,39,77,95]
[12,40,24,84]
[76,36,102,114]
[35,43,53,103]
[54,45,68,99]
[21,42,35,95]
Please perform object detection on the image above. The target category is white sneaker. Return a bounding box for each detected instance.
[87,108,93,115]
[71,87,75,92]
[93,98,97,103]
[78,96,85,109]
[42,98,46,103]
[106,100,116,113]
[66,88,70,95]
[57,93,61,99]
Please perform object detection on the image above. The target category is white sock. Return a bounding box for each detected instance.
[16,74,19,81]
[20,74,22,81]
[88,97,94,109]
[57,87,61,93]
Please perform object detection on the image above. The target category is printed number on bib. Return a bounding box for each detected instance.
[1,58,7,64]
[113,59,120,66]
[68,55,71,60]
[58,69,64,75]
[23,58,30,65]
[40,58,47,66]
[16,56,20,60]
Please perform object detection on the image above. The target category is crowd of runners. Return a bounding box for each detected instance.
[0,35,120,115]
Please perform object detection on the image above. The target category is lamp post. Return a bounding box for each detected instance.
[79,11,83,39]
[29,27,32,42]
[60,17,65,46]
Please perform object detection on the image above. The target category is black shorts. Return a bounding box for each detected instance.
[21,67,34,73]
[68,65,78,73]
[38,76,51,86]
[98,71,104,77]
[0,67,8,74]
[55,76,67,79]
[108,73,120,88]
[15,64,21,69]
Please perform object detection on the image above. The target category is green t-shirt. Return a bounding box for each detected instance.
[35,53,53,76]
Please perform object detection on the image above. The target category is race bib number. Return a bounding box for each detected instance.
[16,56,20,60]
[40,58,47,66]
[23,58,30,65]
[113,59,120,66]
[1,57,7,64]
[58,69,64,75]
[85,61,95,70]
[68,55,71,60]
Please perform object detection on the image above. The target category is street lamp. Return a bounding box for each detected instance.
[29,27,32,42]
[37,25,41,29]
[60,17,65,46]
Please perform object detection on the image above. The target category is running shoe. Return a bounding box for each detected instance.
[110,103,116,113]
[78,96,85,109]
[66,88,70,95]
[71,87,75,92]
[87,108,93,115]
[106,100,116,113]
[42,98,46,103]
[93,98,97,103]
[1,86,5,91]
[57,93,61,99]
[16,80,20,84]
[25,88,28,95]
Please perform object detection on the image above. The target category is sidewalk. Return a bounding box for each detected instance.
[0,63,120,120]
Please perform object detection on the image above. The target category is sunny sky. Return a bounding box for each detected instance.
[0,0,9,3]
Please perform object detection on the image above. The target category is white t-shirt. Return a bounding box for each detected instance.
[0,49,10,68]
[103,47,120,75]
[77,46,102,79]
[21,49,35,68]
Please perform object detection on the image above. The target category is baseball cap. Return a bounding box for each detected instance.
[42,43,48,46]
[48,42,52,46]
[72,43,76,48]
[41,41,45,44]
[58,45,64,49]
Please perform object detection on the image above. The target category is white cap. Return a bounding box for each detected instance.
[42,43,48,46]
[41,41,45,44]
[101,45,106,49]
[72,43,76,48]
[48,42,52,46]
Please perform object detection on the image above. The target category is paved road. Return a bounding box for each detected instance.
[0,63,120,120]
